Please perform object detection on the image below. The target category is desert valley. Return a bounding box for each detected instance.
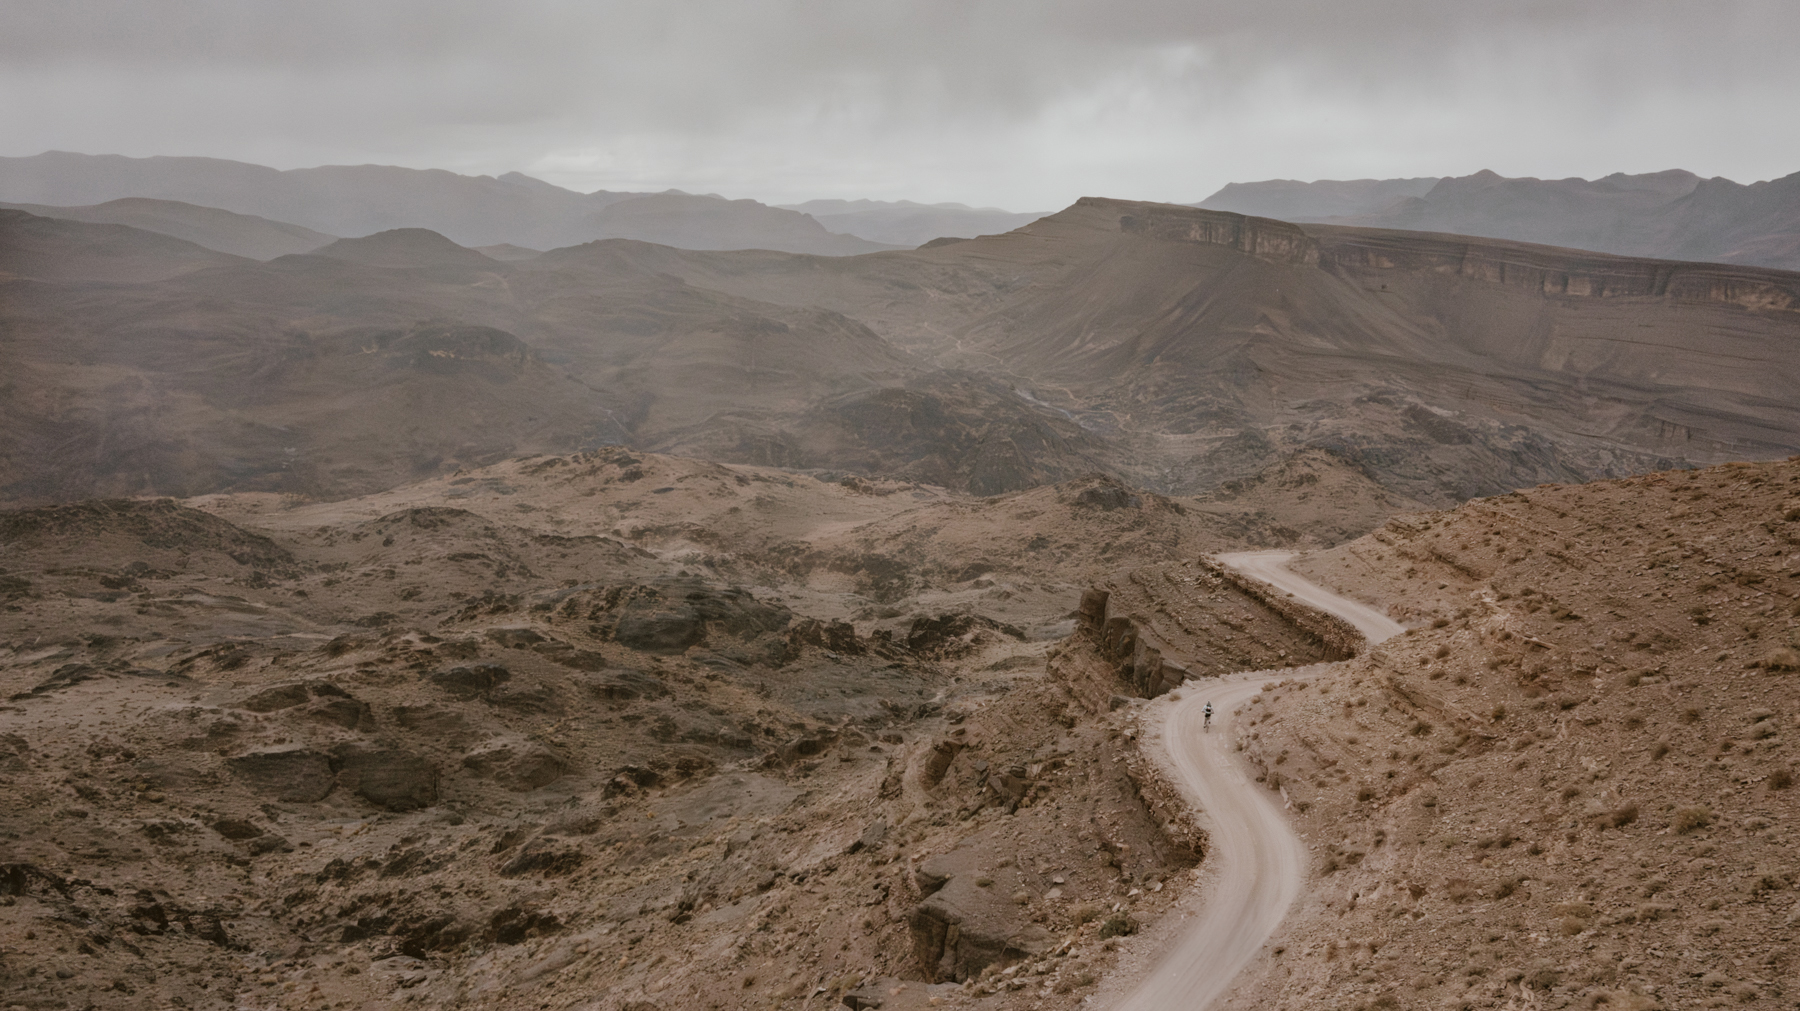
[2,150,1799,1011]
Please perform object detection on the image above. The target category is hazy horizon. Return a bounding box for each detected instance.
[6,1,1798,209]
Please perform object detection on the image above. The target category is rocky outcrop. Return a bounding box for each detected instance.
[906,613,1025,658]
[1313,215,1800,311]
[1103,199,1320,267]
[568,579,794,658]
[1196,557,1365,658]
[461,738,569,792]
[908,849,1053,982]
[1074,589,1189,698]
[332,746,439,811]
[426,663,512,698]
[237,681,370,730]
[787,617,864,654]
[1119,730,1207,862]
[575,667,667,701]
[920,738,965,787]
[228,746,336,803]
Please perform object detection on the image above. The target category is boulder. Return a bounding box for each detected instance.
[578,668,668,701]
[236,681,370,728]
[228,746,336,802]
[426,664,511,698]
[1077,588,1110,632]
[238,683,310,712]
[789,617,864,654]
[461,739,569,792]
[333,747,438,811]
[847,819,889,854]
[307,695,372,730]
[906,613,1025,658]
[985,765,1029,809]
[0,733,28,773]
[390,705,476,747]
[921,738,964,787]
[1072,483,1140,510]
[589,580,793,655]
[907,849,1050,981]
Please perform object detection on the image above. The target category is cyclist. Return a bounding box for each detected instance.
[1203,701,1213,729]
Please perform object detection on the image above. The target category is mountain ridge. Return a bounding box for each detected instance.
[1198,168,1800,272]
[3,196,1797,509]
[0,152,894,256]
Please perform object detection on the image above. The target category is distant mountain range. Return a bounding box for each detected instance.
[778,199,1049,248]
[0,152,1046,257]
[0,196,335,259]
[1197,169,1800,272]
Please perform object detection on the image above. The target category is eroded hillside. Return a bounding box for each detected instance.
[0,451,1343,1011]
[1170,457,1800,1010]
[6,196,1799,508]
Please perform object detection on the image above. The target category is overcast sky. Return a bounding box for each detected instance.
[5,0,1797,210]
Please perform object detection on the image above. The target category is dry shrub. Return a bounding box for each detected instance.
[1434,644,1451,658]
[1097,914,1135,939]
[1651,742,1670,761]
[1756,647,1800,672]
[1072,902,1103,924]
[1673,806,1712,833]
[1558,916,1587,936]
[1444,878,1474,903]
[1587,991,1659,1011]
[1606,804,1639,829]
[1770,768,1794,790]
[1526,963,1563,988]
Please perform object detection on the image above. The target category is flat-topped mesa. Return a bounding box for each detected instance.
[1082,197,1320,266]
[1312,226,1800,311]
[1079,195,1800,313]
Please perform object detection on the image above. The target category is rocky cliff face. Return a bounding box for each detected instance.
[1105,199,1320,266]
[1311,225,1800,311]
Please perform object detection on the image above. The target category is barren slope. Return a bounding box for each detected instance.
[1202,457,1800,1010]
[0,454,1342,1011]
[579,199,1800,503]
[6,197,1800,523]
[0,198,337,260]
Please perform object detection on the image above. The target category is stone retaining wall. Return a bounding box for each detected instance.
[1120,727,1208,861]
[1195,557,1366,658]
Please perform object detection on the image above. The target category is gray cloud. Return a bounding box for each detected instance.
[4,1,1796,208]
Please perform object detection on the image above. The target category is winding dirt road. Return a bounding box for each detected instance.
[1110,552,1402,1011]
[1215,550,1405,645]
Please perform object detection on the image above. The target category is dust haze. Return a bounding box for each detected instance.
[7,1,1800,205]
[3,5,1799,1011]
